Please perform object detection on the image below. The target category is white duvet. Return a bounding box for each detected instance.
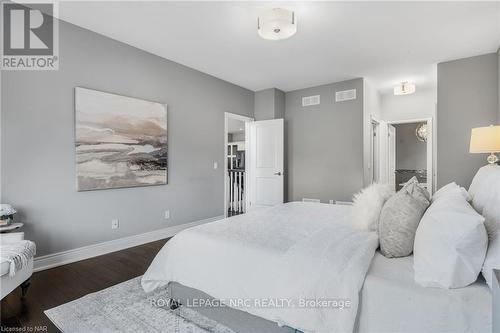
[142,202,379,333]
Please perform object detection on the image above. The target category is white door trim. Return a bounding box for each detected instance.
[370,119,380,183]
[387,117,434,194]
[224,112,253,217]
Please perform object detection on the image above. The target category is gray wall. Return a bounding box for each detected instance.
[437,53,498,189]
[285,79,364,202]
[395,123,427,170]
[254,88,285,121]
[254,89,275,121]
[498,48,500,121]
[1,21,254,256]
[229,132,245,142]
[381,87,436,122]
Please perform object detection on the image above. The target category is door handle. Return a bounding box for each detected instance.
[274,172,282,176]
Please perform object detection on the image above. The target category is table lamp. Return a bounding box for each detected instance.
[469,125,500,164]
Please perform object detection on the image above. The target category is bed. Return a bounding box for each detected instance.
[357,253,491,333]
[141,202,492,333]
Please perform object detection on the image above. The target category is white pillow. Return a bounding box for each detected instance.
[414,192,488,289]
[432,182,471,202]
[351,183,394,232]
[469,164,500,288]
[469,165,500,204]
[469,165,500,238]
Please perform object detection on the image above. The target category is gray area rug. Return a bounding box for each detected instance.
[45,276,236,333]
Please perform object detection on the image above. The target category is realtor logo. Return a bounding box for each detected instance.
[1,2,59,70]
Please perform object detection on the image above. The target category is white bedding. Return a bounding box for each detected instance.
[142,202,379,333]
[357,253,492,333]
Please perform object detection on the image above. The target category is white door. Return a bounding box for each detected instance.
[388,124,396,190]
[247,119,284,209]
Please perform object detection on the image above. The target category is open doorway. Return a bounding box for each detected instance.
[386,118,433,194]
[224,113,253,217]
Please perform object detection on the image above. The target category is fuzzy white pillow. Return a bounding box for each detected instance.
[351,183,394,232]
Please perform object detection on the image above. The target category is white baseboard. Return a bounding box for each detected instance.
[33,215,224,272]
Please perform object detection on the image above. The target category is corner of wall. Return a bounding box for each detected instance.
[273,88,285,119]
[254,88,286,121]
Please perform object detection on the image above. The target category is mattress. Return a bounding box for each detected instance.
[143,202,379,333]
[357,252,492,333]
[0,260,10,277]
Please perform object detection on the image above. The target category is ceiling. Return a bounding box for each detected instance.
[55,1,500,93]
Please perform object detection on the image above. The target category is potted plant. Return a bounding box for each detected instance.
[0,204,16,226]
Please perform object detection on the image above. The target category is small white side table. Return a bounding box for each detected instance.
[0,223,23,233]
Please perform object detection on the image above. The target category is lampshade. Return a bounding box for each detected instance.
[257,8,297,41]
[469,125,500,153]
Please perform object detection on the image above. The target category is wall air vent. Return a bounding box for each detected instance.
[335,89,357,102]
[302,95,320,107]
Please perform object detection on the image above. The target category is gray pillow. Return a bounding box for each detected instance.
[379,178,430,258]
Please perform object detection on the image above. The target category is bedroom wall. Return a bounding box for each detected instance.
[285,78,364,203]
[395,123,427,170]
[229,132,245,142]
[437,53,499,189]
[1,20,254,257]
[380,87,437,122]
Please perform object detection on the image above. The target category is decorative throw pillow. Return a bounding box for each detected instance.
[414,192,488,288]
[351,183,394,232]
[432,182,471,203]
[378,178,430,258]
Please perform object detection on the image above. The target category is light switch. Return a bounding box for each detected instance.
[213,162,218,169]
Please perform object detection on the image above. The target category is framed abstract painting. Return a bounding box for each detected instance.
[75,87,167,191]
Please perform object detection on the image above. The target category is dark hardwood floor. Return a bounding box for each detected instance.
[0,239,168,332]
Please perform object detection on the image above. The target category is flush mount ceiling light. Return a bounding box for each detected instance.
[257,8,297,41]
[394,82,416,95]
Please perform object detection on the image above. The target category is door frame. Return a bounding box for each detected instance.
[386,117,434,194]
[370,117,381,183]
[224,112,254,217]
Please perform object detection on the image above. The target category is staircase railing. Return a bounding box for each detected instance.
[227,169,245,215]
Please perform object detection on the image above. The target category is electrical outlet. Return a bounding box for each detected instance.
[213,162,218,169]
[111,219,119,229]
[329,200,335,204]
[164,210,170,219]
